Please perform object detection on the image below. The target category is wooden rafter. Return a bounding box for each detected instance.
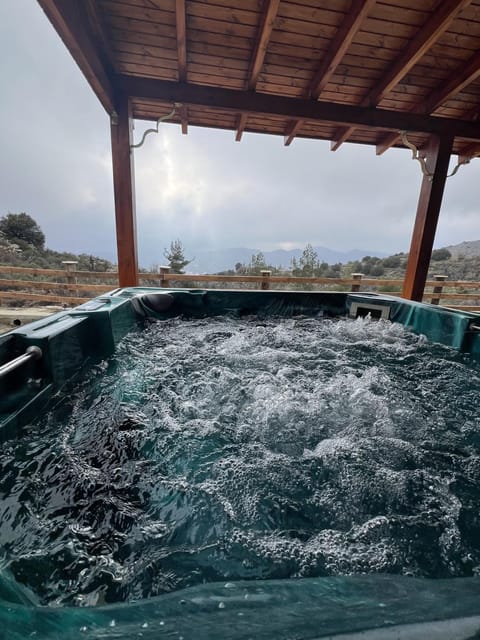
[119,75,480,141]
[175,0,187,82]
[236,113,248,142]
[284,0,376,147]
[331,0,473,151]
[173,0,188,133]
[376,48,480,155]
[236,0,280,142]
[458,139,480,163]
[375,130,405,156]
[248,0,280,91]
[37,0,115,114]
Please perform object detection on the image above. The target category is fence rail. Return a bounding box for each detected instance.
[0,264,479,312]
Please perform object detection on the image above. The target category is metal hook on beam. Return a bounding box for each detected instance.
[400,131,471,181]
[130,105,178,149]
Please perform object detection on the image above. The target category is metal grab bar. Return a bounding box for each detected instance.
[0,346,42,380]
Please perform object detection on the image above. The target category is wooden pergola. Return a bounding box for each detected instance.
[37,0,480,300]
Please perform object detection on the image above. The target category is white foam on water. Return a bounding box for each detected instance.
[3,314,480,605]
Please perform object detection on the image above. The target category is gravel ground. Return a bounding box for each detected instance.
[0,306,63,335]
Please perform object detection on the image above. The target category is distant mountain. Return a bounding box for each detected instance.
[188,246,388,274]
[445,240,480,259]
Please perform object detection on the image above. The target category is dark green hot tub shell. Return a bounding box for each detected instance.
[1,288,480,639]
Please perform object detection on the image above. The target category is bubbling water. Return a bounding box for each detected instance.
[2,315,480,606]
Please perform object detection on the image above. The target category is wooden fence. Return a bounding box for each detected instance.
[0,264,479,312]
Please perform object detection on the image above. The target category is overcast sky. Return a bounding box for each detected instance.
[0,1,478,268]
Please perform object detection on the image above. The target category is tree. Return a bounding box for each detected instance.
[382,255,402,268]
[431,248,452,261]
[248,252,268,274]
[0,212,45,249]
[299,243,319,277]
[163,239,192,274]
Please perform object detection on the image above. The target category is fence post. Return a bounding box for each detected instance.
[62,260,78,295]
[260,270,271,290]
[430,274,447,305]
[62,260,78,296]
[351,273,363,292]
[158,265,171,288]
[62,261,78,283]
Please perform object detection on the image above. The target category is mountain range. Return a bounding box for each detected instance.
[445,240,480,259]
[188,246,388,274]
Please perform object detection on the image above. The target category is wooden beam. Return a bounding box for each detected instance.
[37,0,116,114]
[120,75,480,140]
[236,0,280,142]
[284,0,375,146]
[333,0,472,150]
[402,134,454,301]
[175,0,187,82]
[110,94,138,287]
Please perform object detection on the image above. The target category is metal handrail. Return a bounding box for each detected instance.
[0,346,42,380]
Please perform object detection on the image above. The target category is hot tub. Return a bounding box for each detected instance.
[1,288,480,639]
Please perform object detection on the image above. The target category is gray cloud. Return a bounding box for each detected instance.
[0,0,478,269]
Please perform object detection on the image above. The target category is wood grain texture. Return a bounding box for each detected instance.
[110,94,139,287]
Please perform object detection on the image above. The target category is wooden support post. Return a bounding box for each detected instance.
[159,266,171,288]
[351,273,363,292]
[430,274,447,305]
[402,135,453,301]
[260,269,271,290]
[110,94,139,287]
